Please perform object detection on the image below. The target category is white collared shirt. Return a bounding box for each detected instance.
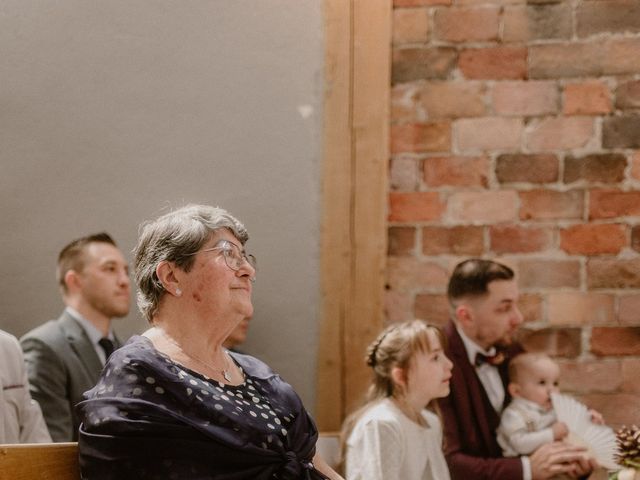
[455,323,532,480]
[65,307,115,365]
[455,324,505,413]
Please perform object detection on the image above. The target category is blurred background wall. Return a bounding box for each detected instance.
[0,0,323,408]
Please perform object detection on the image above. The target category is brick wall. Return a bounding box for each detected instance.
[387,0,640,428]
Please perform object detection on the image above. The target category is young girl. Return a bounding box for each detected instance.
[342,320,453,480]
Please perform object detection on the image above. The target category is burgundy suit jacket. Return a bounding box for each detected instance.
[438,320,524,480]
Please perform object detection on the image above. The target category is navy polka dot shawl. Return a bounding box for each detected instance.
[78,336,325,480]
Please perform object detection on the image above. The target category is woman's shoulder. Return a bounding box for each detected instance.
[106,335,167,371]
[357,399,405,428]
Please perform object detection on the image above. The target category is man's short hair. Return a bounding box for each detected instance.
[56,233,117,293]
[447,258,514,305]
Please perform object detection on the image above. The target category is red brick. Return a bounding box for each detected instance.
[622,358,640,393]
[387,257,449,291]
[631,151,640,181]
[502,6,528,43]
[459,46,527,80]
[389,192,445,222]
[560,224,627,255]
[388,226,416,256]
[526,117,595,152]
[633,225,640,254]
[519,190,584,221]
[603,114,640,149]
[530,39,640,79]
[619,294,640,326]
[563,81,612,116]
[564,154,627,184]
[589,189,640,219]
[578,393,640,429]
[422,226,484,255]
[390,156,420,191]
[616,80,640,110]
[414,294,450,326]
[548,292,616,326]
[519,294,543,323]
[518,259,581,289]
[394,0,450,5]
[455,117,523,152]
[518,327,581,358]
[393,47,458,83]
[417,82,486,119]
[591,327,640,356]
[491,81,558,117]
[587,258,640,289]
[576,0,640,38]
[558,360,622,393]
[424,156,489,187]
[433,6,500,43]
[384,290,414,324]
[448,190,519,223]
[490,225,552,254]
[496,154,559,184]
[390,122,451,154]
[503,4,572,43]
[393,8,429,45]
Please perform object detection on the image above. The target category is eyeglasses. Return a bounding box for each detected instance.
[188,240,257,272]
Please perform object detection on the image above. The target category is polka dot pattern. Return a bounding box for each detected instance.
[79,336,322,479]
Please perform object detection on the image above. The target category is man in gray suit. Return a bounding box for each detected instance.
[21,233,130,441]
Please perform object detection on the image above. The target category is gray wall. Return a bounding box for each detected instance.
[0,1,323,408]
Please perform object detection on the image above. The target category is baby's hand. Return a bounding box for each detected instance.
[552,421,569,440]
[589,409,604,425]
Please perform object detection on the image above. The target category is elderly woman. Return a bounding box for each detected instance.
[78,205,342,480]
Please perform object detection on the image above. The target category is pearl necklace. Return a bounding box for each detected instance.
[163,333,232,382]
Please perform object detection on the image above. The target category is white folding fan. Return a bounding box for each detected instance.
[551,392,620,471]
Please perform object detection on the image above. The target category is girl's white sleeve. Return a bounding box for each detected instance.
[346,417,404,480]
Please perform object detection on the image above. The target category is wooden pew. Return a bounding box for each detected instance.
[0,434,339,479]
[0,442,79,480]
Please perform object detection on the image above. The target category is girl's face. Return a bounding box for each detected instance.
[405,330,453,406]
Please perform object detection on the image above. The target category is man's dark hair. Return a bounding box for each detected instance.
[447,258,514,304]
[57,233,117,292]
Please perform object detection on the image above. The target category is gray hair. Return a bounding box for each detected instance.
[134,204,249,322]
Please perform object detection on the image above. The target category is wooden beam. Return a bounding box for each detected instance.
[317,0,391,430]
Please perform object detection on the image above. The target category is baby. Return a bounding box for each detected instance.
[497,352,568,457]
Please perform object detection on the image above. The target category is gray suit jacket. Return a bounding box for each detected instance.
[20,311,120,441]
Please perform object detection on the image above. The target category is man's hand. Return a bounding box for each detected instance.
[530,442,592,480]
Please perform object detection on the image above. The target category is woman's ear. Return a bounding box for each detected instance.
[156,261,181,297]
[390,366,408,390]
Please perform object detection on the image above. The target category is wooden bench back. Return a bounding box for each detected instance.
[0,442,79,480]
[0,434,338,479]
